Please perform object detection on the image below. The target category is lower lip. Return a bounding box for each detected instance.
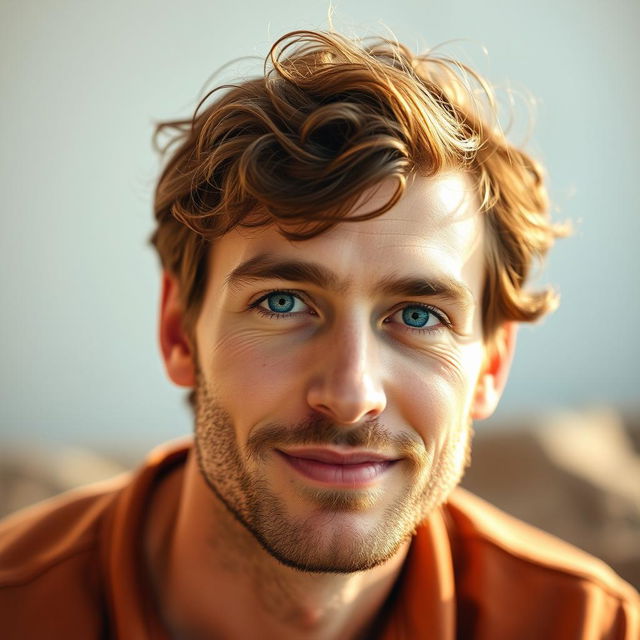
[276,451,395,488]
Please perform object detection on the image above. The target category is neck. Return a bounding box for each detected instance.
[145,452,410,640]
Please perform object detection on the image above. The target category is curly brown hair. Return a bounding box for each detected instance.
[150,29,565,359]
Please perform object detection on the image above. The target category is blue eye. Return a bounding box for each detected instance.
[266,292,296,313]
[391,304,450,332]
[254,291,309,316]
[402,306,434,328]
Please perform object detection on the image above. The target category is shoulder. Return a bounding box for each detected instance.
[0,438,191,637]
[0,473,131,638]
[0,473,130,587]
[445,487,635,594]
[443,487,639,638]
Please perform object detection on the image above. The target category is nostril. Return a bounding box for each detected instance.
[307,394,386,426]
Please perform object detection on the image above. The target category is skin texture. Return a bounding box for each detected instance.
[153,171,516,639]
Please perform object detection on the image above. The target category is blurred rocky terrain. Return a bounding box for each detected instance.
[1,407,639,588]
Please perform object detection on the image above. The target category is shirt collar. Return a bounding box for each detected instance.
[380,506,456,640]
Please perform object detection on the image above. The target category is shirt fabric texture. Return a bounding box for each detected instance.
[0,439,638,639]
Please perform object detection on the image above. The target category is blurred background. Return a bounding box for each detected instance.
[1,0,638,586]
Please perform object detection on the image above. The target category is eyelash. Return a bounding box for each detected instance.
[248,290,451,333]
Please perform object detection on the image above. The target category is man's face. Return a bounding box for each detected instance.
[192,172,489,573]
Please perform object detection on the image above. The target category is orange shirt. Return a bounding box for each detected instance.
[1,440,638,639]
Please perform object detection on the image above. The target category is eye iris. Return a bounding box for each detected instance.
[402,306,430,327]
[267,293,295,313]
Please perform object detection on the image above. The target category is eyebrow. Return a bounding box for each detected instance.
[376,274,474,311]
[225,253,475,311]
[226,254,344,292]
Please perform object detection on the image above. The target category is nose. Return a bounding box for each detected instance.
[306,320,387,425]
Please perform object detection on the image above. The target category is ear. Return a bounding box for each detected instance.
[470,322,518,420]
[158,271,196,388]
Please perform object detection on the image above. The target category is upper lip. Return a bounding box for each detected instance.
[276,447,398,465]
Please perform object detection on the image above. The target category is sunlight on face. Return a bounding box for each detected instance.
[193,172,487,572]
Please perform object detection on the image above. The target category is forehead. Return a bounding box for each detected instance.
[207,172,484,295]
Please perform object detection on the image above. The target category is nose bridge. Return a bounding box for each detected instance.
[326,318,367,386]
[307,311,387,424]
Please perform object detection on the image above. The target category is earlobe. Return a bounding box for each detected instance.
[158,271,196,388]
[471,322,518,421]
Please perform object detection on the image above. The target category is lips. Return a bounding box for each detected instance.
[275,448,398,488]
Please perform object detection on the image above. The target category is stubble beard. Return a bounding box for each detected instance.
[192,375,472,574]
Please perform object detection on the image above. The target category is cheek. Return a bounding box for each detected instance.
[390,346,483,446]
[201,328,309,424]
[397,376,465,440]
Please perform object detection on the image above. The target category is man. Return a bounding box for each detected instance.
[0,29,638,639]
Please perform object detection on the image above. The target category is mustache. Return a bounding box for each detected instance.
[246,416,427,466]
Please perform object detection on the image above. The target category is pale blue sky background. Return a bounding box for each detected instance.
[1,0,638,452]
